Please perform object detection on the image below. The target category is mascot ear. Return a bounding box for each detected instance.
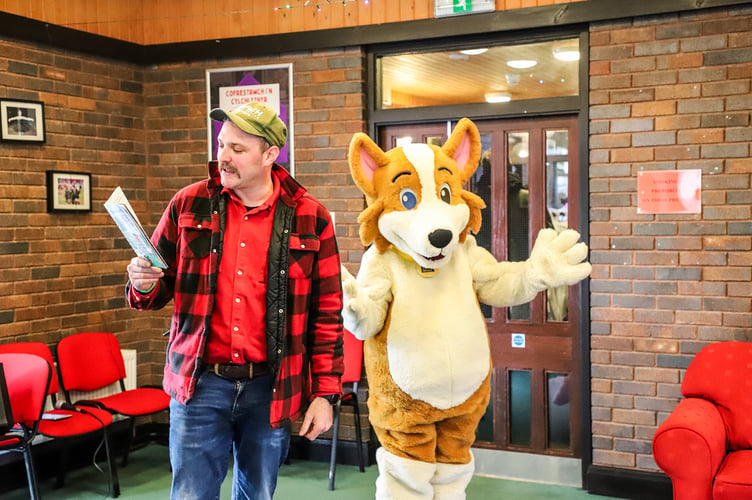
[349,132,390,201]
[441,118,482,185]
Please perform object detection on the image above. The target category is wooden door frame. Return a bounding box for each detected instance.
[479,115,582,458]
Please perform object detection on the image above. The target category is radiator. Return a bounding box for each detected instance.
[49,348,138,409]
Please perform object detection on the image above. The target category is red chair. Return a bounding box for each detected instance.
[0,342,120,497]
[55,332,170,468]
[653,341,752,500]
[0,352,52,500]
[328,329,366,490]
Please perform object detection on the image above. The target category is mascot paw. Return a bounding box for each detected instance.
[529,228,592,289]
[341,265,375,340]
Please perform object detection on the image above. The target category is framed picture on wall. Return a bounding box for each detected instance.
[0,99,45,143]
[206,63,294,175]
[46,171,92,213]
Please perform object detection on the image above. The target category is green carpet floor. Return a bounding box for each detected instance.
[4,444,621,499]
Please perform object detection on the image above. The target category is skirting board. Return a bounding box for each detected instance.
[586,465,673,499]
[473,448,582,487]
[290,436,377,467]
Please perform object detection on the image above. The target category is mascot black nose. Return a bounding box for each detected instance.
[428,229,453,249]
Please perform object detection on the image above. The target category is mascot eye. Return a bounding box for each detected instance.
[439,183,452,204]
[399,188,418,210]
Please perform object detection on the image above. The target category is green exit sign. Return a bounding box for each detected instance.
[435,0,494,17]
[454,0,471,12]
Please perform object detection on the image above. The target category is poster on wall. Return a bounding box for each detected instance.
[637,169,702,214]
[206,63,294,174]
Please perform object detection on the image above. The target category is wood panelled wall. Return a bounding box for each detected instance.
[0,0,584,45]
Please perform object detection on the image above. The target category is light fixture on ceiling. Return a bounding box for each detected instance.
[460,48,488,56]
[485,92,512,103]
[506,59,537,69]
[552,40,580,62]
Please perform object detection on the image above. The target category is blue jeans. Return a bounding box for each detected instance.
[169,369,291,500]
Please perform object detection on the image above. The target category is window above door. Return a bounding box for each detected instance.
[378,37,580,109]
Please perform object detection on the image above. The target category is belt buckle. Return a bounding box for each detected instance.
[248,363,254,379]
[213,364,221,377]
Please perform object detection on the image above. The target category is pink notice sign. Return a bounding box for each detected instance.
[637,169,702,214]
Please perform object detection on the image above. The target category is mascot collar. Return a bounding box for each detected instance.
[391,246,438,278]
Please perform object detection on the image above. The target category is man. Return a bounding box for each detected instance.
[126,101,344,500]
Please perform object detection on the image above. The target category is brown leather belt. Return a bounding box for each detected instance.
[210,362,270,380]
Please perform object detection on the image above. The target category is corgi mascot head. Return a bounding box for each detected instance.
[348,118,486,270]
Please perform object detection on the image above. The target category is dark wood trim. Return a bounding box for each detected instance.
[576,29,593,490]
[1,0,750,64]
[586,465,673,500]
[369,96,582,127]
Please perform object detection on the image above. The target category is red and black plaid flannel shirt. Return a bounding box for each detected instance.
[126,162,344,428]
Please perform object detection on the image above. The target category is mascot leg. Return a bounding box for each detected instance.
[431,373,491,499]
[433,455,475,500]
[376,447,437,500]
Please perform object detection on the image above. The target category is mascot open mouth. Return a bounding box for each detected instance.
[426,254,445,262]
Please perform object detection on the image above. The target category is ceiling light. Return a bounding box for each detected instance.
[460,48,488,56]
[485,92,512,103]
[552,40,580,62]
[506,59,537,69]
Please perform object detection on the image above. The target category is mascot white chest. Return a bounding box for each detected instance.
[381,245,490,410]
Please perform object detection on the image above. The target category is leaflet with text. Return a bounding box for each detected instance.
[104,187,168,269]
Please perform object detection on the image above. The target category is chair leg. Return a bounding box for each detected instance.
[55,445,68,488]
[328,402,341,491]
[352,396,365,473]
[103,426,121,498]
[121,417,135,468]
[22,440,41,500]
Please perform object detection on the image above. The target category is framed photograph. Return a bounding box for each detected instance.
[206,64,294,175]
[46,171,92,213]
[0,99,45,143]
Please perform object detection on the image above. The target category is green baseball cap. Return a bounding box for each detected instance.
[210,101,287,148]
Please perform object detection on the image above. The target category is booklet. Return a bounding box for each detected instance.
[104,187,168,269]
[41,412,72,421]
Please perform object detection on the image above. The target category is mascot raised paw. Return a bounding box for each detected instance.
[343,118,591,500]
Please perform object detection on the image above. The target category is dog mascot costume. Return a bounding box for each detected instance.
[342,118,592,499]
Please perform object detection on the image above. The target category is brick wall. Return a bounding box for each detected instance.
[589,6,752,471]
